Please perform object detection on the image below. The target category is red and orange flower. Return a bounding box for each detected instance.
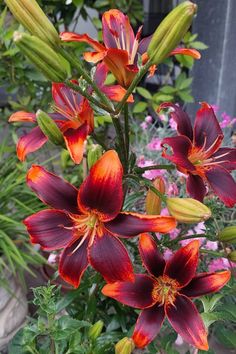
[160,102,236,207]
[103,234,230,350]
[60,9,200,88]
[24,151,176,288]
[9,63,132,164]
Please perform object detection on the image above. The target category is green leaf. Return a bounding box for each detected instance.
[175,72,187,88]
[153,93,174,103]
[176,55,194,69]
[72,0,84,6]
[199,294,223,313]
[178,90,194,103]
[159,86,176,94]
[191,41,208,50]
[178,77,193,90]
[133,101,147,113]
[136,87,152,100]
[216,328,236,348]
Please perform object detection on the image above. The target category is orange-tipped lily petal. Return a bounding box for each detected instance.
[78,150,123,222]
[139,234,165,278]
[166,294,209,351]
[170,48,201,59]
[17,127,47,162]
[101,85,134,103]
[60,32,105,52]
[9,111,36,122]
[27,165,79,213]
[164,240,200,287]
[105,212,177,237]
[181,271,231,298]
[63,123,90,164]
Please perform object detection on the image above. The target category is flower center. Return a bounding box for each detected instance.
[152,275,179,306]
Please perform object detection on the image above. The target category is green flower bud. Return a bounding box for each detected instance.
[36,110,64,146]
[166,198,211,223]
[87,144,103,169]
[5,0,59,47]
[88,320,104,341]
[115,337,135,354]
[147,1,197,64]
[218,226,236,244]
[228,250,236,262]
[14,32,68,82]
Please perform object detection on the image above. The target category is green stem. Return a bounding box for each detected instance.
[91,133,108,151]
[59,48,114,111]
[141,177,167,203]
[112,117,128,173]
[115,61,152,114]
[65,80,113,113]
[135,164,175,173]
[201,249,226,257]
[167,233,208,246]
[124,103,130,167]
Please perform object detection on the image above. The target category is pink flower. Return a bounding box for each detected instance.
[167,182,179,196]
[208,258,234,272]
[140,122,148,130]
[211,104,219,114]
[145,115,153,124]
[163,248,173,260]
[137,157,165,180]
[204,240,218,251]
[169,117,177,130]
[147,138,162,151]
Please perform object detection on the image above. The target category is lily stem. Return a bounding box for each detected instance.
[115,60,152,114]
[135,164,175,173]
[112,116,128,174]
[124,103,130,167]
[59,47,114,111]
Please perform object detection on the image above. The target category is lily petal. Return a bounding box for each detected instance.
[59,238,89,288]
[24,209,73,250]
[9,111,36,123]
[60,32,105,52]
[186,174,206,202]
[132,304,165,348]
[63,123,90,164]
[52,82,83,115]
[27,165,79,213]
[162,136,195,171]
[105,212,177,237]
[159,103,193,140]
[211,147,236,171]
[194,102,223,151]
[78,150,123,222]
[94,62,107,87]
[205,166,236,207]
[102,274,156,309]
[139,233,165,278]
[164,240,200,287]
[88,230,134,283]
[16,126,47,162]
[166,294,208,350]
[170,48,201,59]
[101,85,134,102]
[84,50,107,63]
[181,271,231,298]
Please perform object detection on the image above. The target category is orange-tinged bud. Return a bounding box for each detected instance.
[88,320,104,341]
[218,226,236,244]
[147,1,197,65]
[115,337,135,354]
[146,177,165,215]
[166,197,211,223]
[5,0,59,47]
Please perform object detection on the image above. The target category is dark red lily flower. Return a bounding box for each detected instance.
[9,63,132,163]
[60,9,200,88]
[103,234,230,350]
[160,102,236,207]
[24,151,176,288]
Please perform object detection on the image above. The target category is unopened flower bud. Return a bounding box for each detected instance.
[88,320,104,341]
[14,32,68,82]
[166,198,211,223]
[87,144,103,169]
[146,177,165,215]
[5,0,59,47]
[147,1,197,65]
[115,337,135,354]
[36,110,64,146]
[218,226,236,244]
[228,250,236,262]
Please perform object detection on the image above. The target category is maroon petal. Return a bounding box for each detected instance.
[105,212,176,237]
[78,150,123,222]
[159,103,193,140]
[138,34,152,55]
[162,136,196,172]
[193,102,223,151]
[94,62,107,87]
[211,147,236,171]
[164,240,200,287]
[186,174,206,202]
[27,165,79,213]
[166,294,208,350]
[59,237,89,288]
[181,271,231,298]
[24,209,73,250]
[102,274,156,309]
[88,230,134,283]
[132,304,165,348]
[205,166,236,207]
[139,233,165,278]
[16,127,47,162]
